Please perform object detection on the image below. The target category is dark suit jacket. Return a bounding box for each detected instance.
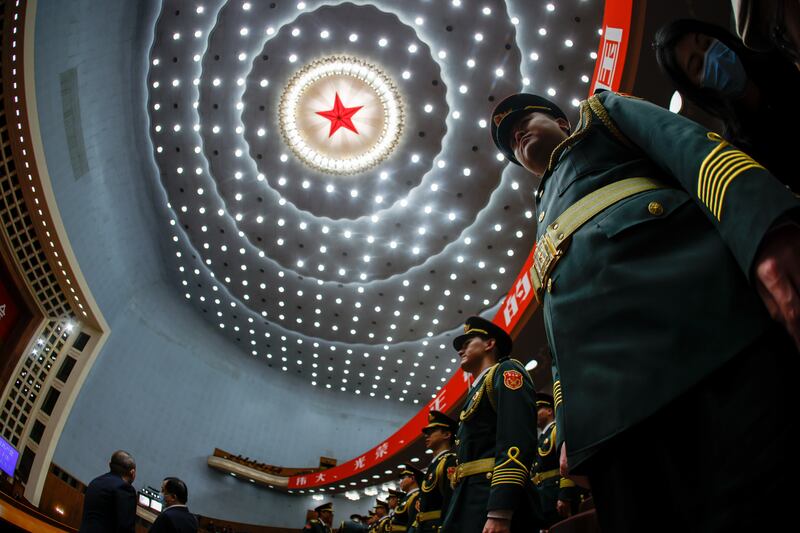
[149,505,199,533]
[78,471,136,533]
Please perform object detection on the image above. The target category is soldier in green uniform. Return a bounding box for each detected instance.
[531,393,579,526]
[373,499,391,533]
[441,316,543,533]
[416,410,458,533]
[490,90,800,531]
[305,502,333,533]
[389,466,421,532]
[387,489,402,516]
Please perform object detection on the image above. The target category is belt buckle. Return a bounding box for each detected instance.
[532,233,562,303]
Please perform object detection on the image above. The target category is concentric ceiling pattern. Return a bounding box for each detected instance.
[146,0,603,404]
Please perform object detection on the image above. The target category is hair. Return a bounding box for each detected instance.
[653,19,799,147]
[109,450,135,477]
[162,477,188,504]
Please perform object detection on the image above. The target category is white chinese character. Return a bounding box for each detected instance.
[296,476,307,486]
[354,456,366,470]
[315,473,326,482]
[375,442,389,459]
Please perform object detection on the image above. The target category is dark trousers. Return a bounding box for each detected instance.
[584,328,799,532]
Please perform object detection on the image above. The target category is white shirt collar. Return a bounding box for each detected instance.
[406,487,419,496]
[541,420,555,434]
[164,504,188,511]
[470,365,492,390]
[431,448,451,463]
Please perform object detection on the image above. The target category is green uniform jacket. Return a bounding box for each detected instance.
[532,422,576,525]
[304,519,331,533]
[389,489,419,532]
[416,450,456,533]
[441,358,543,533]
[536,90,800,471]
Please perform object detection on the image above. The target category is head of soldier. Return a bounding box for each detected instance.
[422,410,457,454]
[375,503,388,518]
[423,425,453,452]
[315,503,334,525]
[491,94,571,177]
[399,471,419,492]
[109,450,136,484]
[536,395,555,430]
[454,317,512,376]
[387,494,399,509]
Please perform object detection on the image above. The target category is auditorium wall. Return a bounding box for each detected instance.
[32,0,417,526]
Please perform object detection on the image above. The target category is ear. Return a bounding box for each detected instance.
[484,337,497,353]
[555,117,571,134]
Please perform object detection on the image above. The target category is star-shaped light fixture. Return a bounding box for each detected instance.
[316,92,363,137]
[279,56,404,175]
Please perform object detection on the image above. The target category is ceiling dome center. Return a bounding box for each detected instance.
[279,55,404,175]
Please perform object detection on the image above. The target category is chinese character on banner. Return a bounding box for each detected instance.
[315,473,326,482]
[503,294,519,327]
[296,476,307,486]
[375,442,389,459]
[595,27,623,91]
[430,391,447,412]
[354,456,366,470]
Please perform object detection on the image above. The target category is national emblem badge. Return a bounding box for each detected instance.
[503,370,523,390]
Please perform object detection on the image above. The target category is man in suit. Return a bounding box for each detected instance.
[78,450,137,533]
[149,477,198,533]
[441,316,543,533]
[305,502,334,533]
[490,90,800,531]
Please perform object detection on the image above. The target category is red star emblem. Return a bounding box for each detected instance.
[316,92,363,137]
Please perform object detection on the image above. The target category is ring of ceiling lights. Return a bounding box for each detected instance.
[239,4,445,221]
[146,0,603,403]
[278,56,404,175]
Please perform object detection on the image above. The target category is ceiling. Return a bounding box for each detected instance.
[145,0,603,404]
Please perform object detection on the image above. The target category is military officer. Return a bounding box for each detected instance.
[373,499,391,533]
[416,410,458,533]
[441,316,543,533]
[305,502,333,533]
[389,466,421,532]
[531,393,579,526]
[490,90,800,532]
[387,489,403,516]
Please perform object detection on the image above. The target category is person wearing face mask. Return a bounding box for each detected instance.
[654,18,800,192]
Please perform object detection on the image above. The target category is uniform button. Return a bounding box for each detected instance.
[455,439,460,445]
[486,472,493,480]
[648,201,664,216]
[538,211,545,223]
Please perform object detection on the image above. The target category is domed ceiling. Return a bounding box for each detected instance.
[146,0,602,404]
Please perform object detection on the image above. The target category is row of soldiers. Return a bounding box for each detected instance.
[306,317,588,533]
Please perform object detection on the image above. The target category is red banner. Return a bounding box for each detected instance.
[590,0,634,95]
[287,0,635,491]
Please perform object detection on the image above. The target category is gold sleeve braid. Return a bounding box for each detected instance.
[698,132,765,221]
[553,380,563,409]
[491,447,529,488]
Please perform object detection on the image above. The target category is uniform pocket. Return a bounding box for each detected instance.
[595,187,691,239]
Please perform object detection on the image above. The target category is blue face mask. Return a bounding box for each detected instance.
[700,39,747,99]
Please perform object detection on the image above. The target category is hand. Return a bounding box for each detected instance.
[557,499,572,518]
[560,443,569,477]
[754,224,800,350]
[482,517,511,533]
